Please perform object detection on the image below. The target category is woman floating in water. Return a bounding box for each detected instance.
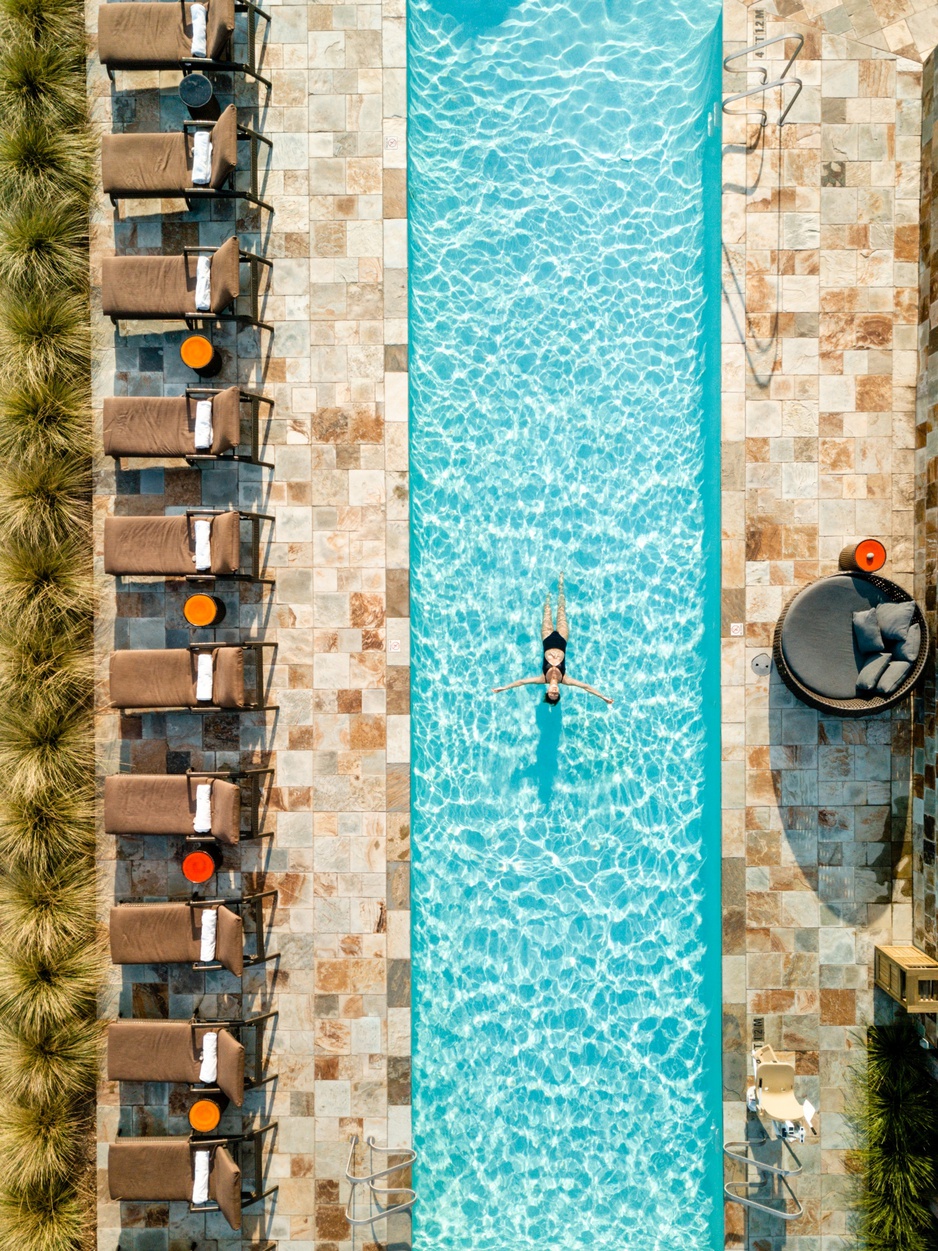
[492,574,613,705]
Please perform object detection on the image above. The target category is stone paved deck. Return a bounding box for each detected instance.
[722,1,930,1247]
[89,1,411,1248]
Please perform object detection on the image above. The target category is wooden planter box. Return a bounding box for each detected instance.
[874,945,938,1013]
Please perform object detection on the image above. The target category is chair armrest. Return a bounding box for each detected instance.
[236,0,270,21]
[237,125,273,149]
[182,120,216,133]
[238,250,273,268]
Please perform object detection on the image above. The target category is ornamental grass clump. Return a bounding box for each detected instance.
[849,1016,938,1251]
[0,0,97,1239]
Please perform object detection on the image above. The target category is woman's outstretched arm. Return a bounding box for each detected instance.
[562,675,613,704]
[492,675,546,693]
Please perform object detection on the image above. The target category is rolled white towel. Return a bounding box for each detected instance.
[194,399,213,450]
[199,906,217,962]
[193,517,212,571]
[193,782,212,833]
[191,130,213,186]
[192,1148,211,1203]
[190,3,208,56]
[195,255,212,312]
[195,651,214,702]
[199,1030,218,1082]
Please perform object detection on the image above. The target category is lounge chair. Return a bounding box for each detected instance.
[103,509,272,582]
[98,0,270,91]
[104,768,272,843]
[109,641,276,713]
[752,1045,816,1134]
[107,1012,276,1104]
[101,105,272,212]
[103,386,273,466]
[109,891,277,975]
[108,1124,277,1231]
[101,236,272,329]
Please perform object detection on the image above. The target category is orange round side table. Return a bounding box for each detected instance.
[189,1098,222,1133]
[184,593,226,627]
[182,848,219,885]
[180,334,221,376]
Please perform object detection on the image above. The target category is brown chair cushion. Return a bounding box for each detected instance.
[107,1137,242,1229]
[108,1137,193,1201]
[209,779,242,842]
[107,1021,244,1102]
[212,1144,243,1229]
[109,902,201,965]
[205,0,235,59]
[208,386,242,453]
[104,774,241,842]
[215,903,244,976]
[101,131,188,196]
[213,646,246,708]
[98,0,233,67]
[109,903,242,973]
[103,514,192,575]
[107,1020,201,1084]
[98,3,191,68]
[217,1026,246,1105]
[109,648,196,708]
[103,512,241,576]
[103,388,242,458]
[101,254,194,320]
[210,235,241,313]
[209,510,241,574]
[210,104,239,188]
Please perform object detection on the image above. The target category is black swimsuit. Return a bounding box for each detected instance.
[542,630,567,677]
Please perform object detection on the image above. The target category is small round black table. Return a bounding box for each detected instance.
[178,72,219,120]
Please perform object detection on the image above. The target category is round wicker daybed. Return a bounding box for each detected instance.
[773,571,929,717]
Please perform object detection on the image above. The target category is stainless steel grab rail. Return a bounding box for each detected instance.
[722,33,805,127]
[344,1135,417,1227]
[722,77,803,127]
[724,33,804,82]
[722,1127,804,1221]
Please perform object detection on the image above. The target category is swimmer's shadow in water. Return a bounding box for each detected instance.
[512,699,562,806]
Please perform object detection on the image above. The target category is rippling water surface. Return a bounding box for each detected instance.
[408,2,723,1247]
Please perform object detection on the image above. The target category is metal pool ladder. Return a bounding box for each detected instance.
[344,1134,417,1227]
[722,33,804,127]
[723,1127,804,1221]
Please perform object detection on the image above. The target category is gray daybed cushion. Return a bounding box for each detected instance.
[876,659,912,697]
[894,622,922,663]
[780,574,887,700]
[877,600,915,642]
[853,607,884,654]
[856,652,891,693]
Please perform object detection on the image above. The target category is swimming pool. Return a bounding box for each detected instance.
[408,2,723,1248]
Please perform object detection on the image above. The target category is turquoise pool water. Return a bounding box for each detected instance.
[408,2,723,1247]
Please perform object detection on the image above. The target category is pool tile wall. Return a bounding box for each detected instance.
[88,0,412,1247]
[722,1,923,1245]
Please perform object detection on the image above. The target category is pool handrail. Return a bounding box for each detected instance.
[344,1135,417,1226]
[722,33,805,127]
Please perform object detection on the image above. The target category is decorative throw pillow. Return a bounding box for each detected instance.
[856,652,891,694]
[875,659,912,697]
[853,608,884,654]
[876,600,915,643]
[893,621,921,664]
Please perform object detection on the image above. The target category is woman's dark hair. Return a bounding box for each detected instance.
[545,690,560,704]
